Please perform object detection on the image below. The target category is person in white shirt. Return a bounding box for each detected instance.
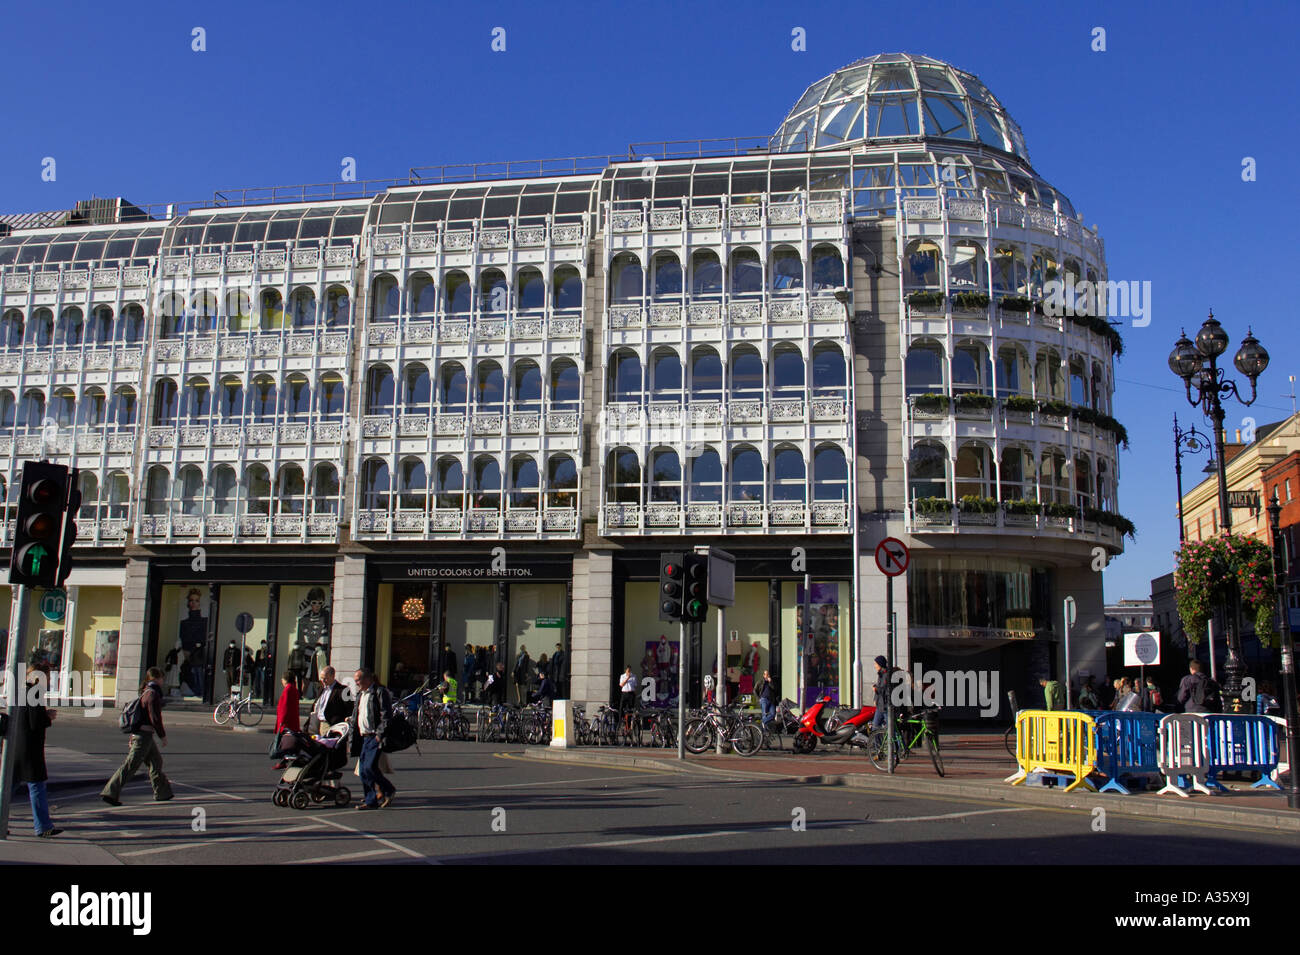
[618,666,639,714]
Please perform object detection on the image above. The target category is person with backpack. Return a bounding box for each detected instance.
[102,668,174,806]
[1177,660,1221,713]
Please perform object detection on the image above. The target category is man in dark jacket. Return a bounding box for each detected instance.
[13,662,62,837]
[461,647,477,704]
[1177,660,1219,713]
[306,666,352,736]
[551,643,567,699]
[102,668,174,806]
[348,668,395,810]
[757,669,777,728]
[514,646,532,704]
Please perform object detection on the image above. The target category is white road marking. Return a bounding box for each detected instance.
[441,773,668,792]
[282,848,399,864]
[867,807,1035,824]
[118,823,319,857]
[172,781,246,801]
[306,815,439,864]
[56,796,210,817]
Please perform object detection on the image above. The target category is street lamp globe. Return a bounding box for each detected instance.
[1195,312,1229,358]
[1234,328,1270,381]
[1168,331,1202,381]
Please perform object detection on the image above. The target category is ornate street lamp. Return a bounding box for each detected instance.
[1168,311,1270,708]
[1172,414,1211,542]
[1265,490,1300,810]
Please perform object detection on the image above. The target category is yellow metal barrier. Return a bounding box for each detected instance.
[1004,709,1098,793]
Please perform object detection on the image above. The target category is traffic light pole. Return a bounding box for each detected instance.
[716,607,725,755]
[0,585,33,839]
[676,621,685,761]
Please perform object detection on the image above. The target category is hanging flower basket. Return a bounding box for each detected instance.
[1174,534,1278,647]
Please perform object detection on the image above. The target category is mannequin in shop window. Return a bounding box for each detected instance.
[178,588,207,696]
[222,640,240,694]
[296,588,331,657]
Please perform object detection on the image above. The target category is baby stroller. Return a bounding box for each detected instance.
[271,722,352,810]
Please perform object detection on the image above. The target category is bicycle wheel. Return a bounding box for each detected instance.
[213,701,232,726]
[683,719,713,754]
[866,729,898,772]
[474,709,488,742]
[732,722,762,757]
[926,732,945,777]
[237,701,264,727]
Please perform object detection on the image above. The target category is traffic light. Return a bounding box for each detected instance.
[682,553,709,624]
[8,462,72,589]
[658,552,684,622]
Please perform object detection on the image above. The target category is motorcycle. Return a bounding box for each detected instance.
[791,696,877,754]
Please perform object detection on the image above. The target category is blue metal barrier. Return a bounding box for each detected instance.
[1205,715,1282,792]
[1093,712,1161,794]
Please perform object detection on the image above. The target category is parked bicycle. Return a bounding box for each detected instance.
[214,690,264,727]
[867,706,944,776]
[641,708,676,748]
[683,702,761,757]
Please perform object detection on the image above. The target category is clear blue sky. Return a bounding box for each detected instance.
[4,0,1297,601]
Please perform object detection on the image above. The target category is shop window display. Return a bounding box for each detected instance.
[782,580,851,707]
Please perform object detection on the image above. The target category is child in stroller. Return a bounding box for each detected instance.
[271,722,352,810]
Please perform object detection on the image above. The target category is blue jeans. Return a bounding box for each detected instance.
[760,698,775,725]
[20,781,54,835]
[359,735,394,807]
[871,703,887,731]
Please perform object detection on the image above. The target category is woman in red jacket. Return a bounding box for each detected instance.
[276,671,300,735]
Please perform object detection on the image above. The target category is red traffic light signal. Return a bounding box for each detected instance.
[658,552,685,622]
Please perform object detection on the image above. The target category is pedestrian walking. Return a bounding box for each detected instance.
[306,666,351,737]
[1039,675,1065,711]
[756,669,776,727]
[1177,660,1221,713]
[485,661,507,706]
[11,661,62,837]
[870,656,896,730]
[102,668,174,806]
[348,668,396,810]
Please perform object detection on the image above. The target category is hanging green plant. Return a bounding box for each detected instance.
[1174,534,1278,647]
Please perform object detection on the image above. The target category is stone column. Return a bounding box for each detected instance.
[116,558,150,707]
[569,549,613,707]
[330,554,367,680]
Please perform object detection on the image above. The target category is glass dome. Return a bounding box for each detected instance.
[774,53,1030,161]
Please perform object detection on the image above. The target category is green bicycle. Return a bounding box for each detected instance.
[867,707,944,776]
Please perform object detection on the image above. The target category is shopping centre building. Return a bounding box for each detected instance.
[0,54,1126,716]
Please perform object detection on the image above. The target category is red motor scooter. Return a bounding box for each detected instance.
[791,696,877,753]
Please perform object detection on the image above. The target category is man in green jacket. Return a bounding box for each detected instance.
[1039,676,1066,711]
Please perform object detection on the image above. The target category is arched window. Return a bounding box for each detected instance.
[690,347,722,402]
[211,465,237,515]
[435,457,463,510]
[771,247,803,292]
[689,448,722,503]
[510,455,540,508]
[324,286,350,327]
[106,471,130,519]
[909,441,949,501]
[1000,446,1034,501]
[952,342,990,394]
[610,253,644,304]
[652,252,682,298]
[28,308,53,347]
[1074,455,1092,510]
[176,465,204,517]
[184,377,210,421]
[650,448,681,504]
[1091,361,1105,413]
[144,466,170,516]
[192,292,219,335]
[730,248,762,295]
[608,350,643,403]
[318,373,344,419]
[730,347,763,400]
[289,288,317,329]
[361,459,391,512]
[547,454,577,510]
[312,463,340,515]
[553,266,582,309]
[111,386,137,428]
[90,305,113,344]
[1034,349,1065,400]
[650,349,682,402]
[283,373,311,421]
[1031,250,1061,294]
[906,342,945,396]
[249,375,277,422]
[472,455,502,509]
[366,364,395,415]
[217,376,242,421]
[955,443,993,498]
[813,445,848,501]
[409,273,437,317]
[158,296,184,339]
[397,458,426,511]
[993,245,1028,295]
[1096,460,1111,511]
[772,446,806,502]
[475,360,504,410]
[445,270,472,314]
[517,268,544,310]
[812,344,846,396]
[904,239,942,290]
[224,290,252,333]
[370,275,399,322]
[0,309,23,347]
[403,363,431,413]
[58,307,84,347]
[244,464,271,515]
[1040,449,1070,506]
[152,379,178,426]
[50,389,75,427]
[996,344,1030,398]
[606,450,641,504]
[441,362,467,410]
[259,289,285,331]
[811,245,845,291]
[77,471,98,521]
[731,447,764,502]
[1069,357,1088,407]
[480,268,509,313]
[772,345,804,400]
[950,240,987,289]
[513,361,541,411]
[551,359,580,409]
[691,251,722,297]
[0,390,14,428]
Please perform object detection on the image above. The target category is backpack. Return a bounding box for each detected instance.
[118,696,146,734]
[381,708,417,753]
[1190,675,1221,713]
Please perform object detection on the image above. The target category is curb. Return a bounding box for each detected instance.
[522,748,1300,833]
